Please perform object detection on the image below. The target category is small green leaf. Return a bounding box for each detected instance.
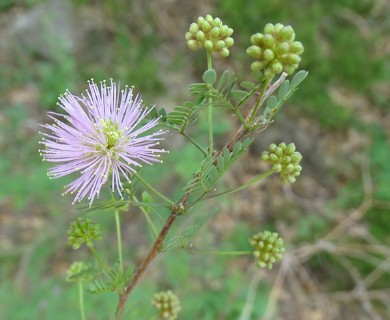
[290,70,308,89]
[202,69,217,84]
[277,81,290,100]
[267,96,278,109]
[141,191,153,213]
[240,81,256,90]
[251,70,264,82]
[217,71,229,90]
[231,90,248,101]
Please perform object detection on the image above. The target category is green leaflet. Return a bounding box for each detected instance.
[189,70,237,111]
[185,138,253,194]
[263,70,308,123]
[166,101,200,132]
[162,212,216,252]
[88,264,132,295]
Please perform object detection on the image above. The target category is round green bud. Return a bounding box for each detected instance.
[275,42,290,55]
[220,25,229,37]
[214,40,225,49]
[218,48,230,57]
[210,27,220,39]
[278,25,294,41]
[261,153,270,161]
[196,31,205,42]
[294,165,303,172]
[274,23,284,33]
[251,61,264,71]
[270,153,279,162]
[197,16,206,26]
[279,142,287,149]
[290,41,304,54]
[201,21,211,33]
[212,17,222,27]
[250,33,264,45]
[269,143,277,151]
[263,48,275,61]
[281,156,291,164]
[275,146,283,157]
[224,37,234,47]
[285,54,301,65]
[247,45,262,58]
[285,143,296,155]
[227,28,233,36]
[204,40,213,50]
[284,175,296,184]
[263,34,275,48]
[205,14,213,24]
[285,164,295,173]
[189,23,199,34]
[187,40,199,50]
[271,61,283,74]
[185,32,192,41]
[264,23,275,35]
[291,152,302,162]
[272,164,282,172]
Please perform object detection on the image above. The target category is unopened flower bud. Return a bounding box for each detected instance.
[247,23,304,77]
[68,217,102,249]
[152,290,181,320]
[247,45,262,58]
[185,15,234,57]
[218,48,230,57]
[204,40,213,50]
[262,142,303,183]
[189,23,199,34]
[249,231,285,269]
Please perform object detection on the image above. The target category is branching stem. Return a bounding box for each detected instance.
[115,209,123,273]
[133,172,175,206]
[78,281,86,320]
[206,49,214,153]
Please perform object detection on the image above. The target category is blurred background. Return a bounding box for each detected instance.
[0,0,389,319]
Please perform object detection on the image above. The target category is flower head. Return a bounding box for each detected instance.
[262,142,302,183]
[185,14,234,57]
[152,290,181,320]
[247,23,304,77]
[66,261,93,282]
[39,79,165,205]
[249,231,285,269]
[68,217,102,249]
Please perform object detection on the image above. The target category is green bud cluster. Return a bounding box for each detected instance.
[262,142,302,183]
[68,217,102,249]
[249,231,285,269]
[152,290,181,320]
[247,23,304,77]
[185,14,234,57]
[66,261,92,282]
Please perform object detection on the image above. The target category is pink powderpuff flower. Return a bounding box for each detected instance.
[39,79,166,205]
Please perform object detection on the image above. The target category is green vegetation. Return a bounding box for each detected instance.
[0,0,389,319]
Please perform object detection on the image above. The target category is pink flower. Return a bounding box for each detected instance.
[39,79,165,205]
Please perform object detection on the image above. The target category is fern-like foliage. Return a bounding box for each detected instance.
[166,101,202,132]
[261,70,308,123]
[185,138,253,194]
[189,71,238,111]
[88,264,132,295]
